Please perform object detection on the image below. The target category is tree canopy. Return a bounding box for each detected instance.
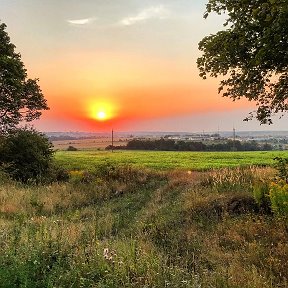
[0,128,54,183]
[0,22,48,132]
[197,0,288,124]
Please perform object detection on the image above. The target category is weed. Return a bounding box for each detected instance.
[273,157,288,182]
[269,181,288,216]
[203,166,257,193]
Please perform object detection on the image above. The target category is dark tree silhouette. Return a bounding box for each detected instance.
[0,22,48,132]
[197,0,288,124]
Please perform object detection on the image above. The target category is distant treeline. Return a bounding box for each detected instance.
[106,139,273,151]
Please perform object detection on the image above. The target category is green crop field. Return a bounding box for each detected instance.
[54,150,288,171]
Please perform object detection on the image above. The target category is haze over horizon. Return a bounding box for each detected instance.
[1,0,287,132]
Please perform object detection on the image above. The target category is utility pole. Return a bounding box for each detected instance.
[233,126,236,151]
[112,129,114,153]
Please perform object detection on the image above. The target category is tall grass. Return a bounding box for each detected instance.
[0,165,287,287]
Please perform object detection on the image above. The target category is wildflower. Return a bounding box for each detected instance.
[103,247,117,263]
[103,248,109,259]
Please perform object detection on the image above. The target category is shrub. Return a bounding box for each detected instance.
[253,181,271,214]
[0,167,11,184]
[252,158,288,216]
[0,127,54,183]
[273,157,288,183]
[269,181,288,216]
[47,163,70,182]
[67,145,78,151]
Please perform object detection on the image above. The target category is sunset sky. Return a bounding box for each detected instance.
[1,0,287,132]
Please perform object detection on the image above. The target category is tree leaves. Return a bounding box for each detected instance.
[0,22,48,133]
[198,0,288,124]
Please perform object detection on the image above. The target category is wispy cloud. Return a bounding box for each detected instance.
[67,18,96,26]
[120,5,169,26]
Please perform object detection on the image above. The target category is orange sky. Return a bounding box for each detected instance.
[30,50,253,131]
[1,0,286,132]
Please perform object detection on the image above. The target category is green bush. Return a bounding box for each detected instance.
[253,158,288,216]
[273,157,288,182]
[253,181,271,213]
[47,163,70,182]
[67,145,78,151]
[0,128,54,183]
[269,181,288,216]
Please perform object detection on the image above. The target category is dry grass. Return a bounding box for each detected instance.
[52,136,128,150]
[0,166,287,287]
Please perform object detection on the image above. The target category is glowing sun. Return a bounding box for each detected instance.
[96,111,107,120]
[88,100,117,122]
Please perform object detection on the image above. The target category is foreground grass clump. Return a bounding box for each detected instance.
[0,165,287,287]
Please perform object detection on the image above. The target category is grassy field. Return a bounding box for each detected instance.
[1,165,287,287]
[55,149,288,171]
[1,150,288,287]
